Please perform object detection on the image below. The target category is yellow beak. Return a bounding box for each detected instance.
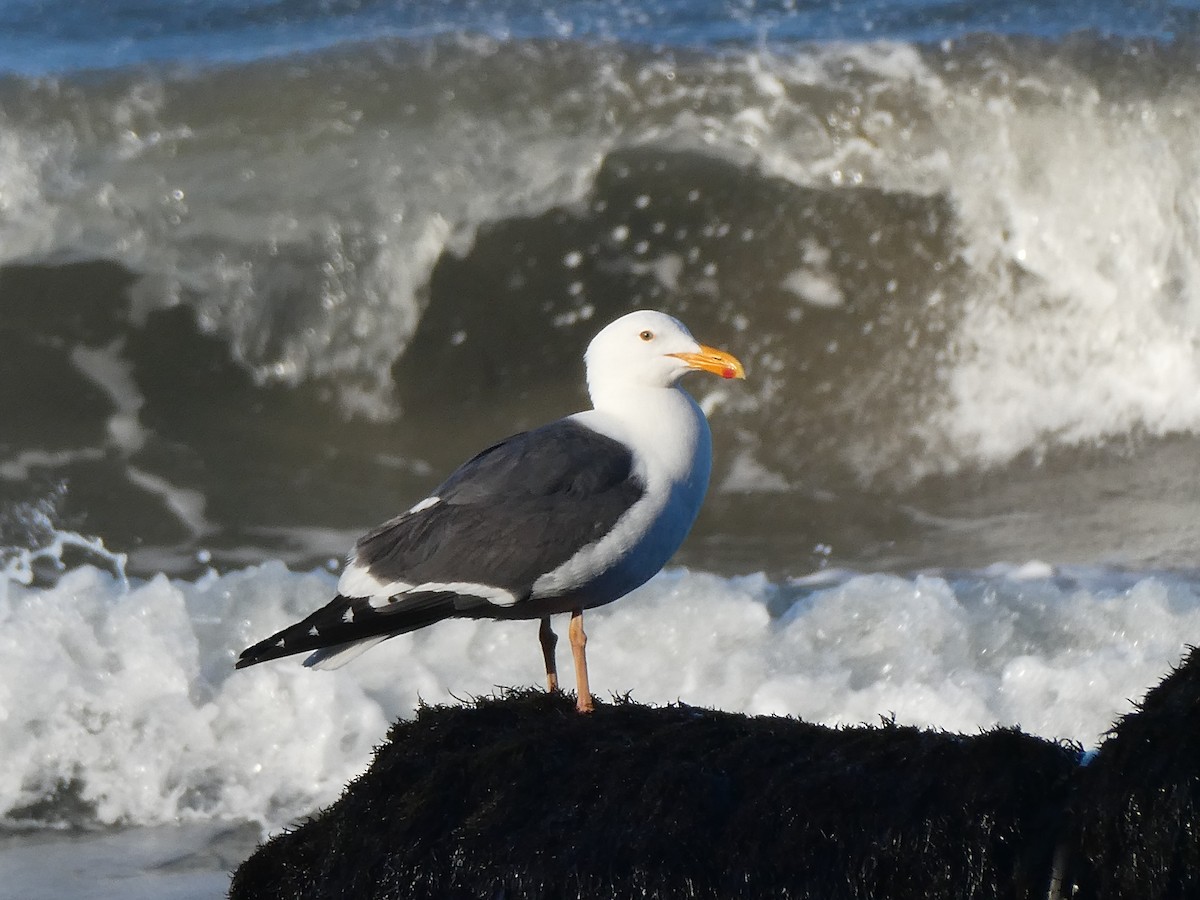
[669,344,747,380]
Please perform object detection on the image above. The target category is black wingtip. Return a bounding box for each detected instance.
[234,635,294,670]
[233,647,267,670]
[233,592,461,672]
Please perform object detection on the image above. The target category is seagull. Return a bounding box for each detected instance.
[235,309,745,712]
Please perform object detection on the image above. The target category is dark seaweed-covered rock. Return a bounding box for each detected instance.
[231,648,1200,899]
[1056,645,1200,899]
[230,691,1079,900]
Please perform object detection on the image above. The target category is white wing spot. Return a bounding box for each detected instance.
[407,495,441,514]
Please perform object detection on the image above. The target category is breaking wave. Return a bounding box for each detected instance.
[4,36,1200,486]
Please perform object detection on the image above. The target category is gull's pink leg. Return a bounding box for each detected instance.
[569,609,593,713]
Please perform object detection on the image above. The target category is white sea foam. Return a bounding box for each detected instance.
[0,129,61,261]
[70,340,147,455]
[2,536,1197,834]
[927,62,1200,471]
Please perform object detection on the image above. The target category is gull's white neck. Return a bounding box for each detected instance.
[576,382,711,491]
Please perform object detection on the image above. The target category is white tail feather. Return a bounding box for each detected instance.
[304,634,391,670]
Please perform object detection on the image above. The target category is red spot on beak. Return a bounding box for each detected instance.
[668,345,746,380]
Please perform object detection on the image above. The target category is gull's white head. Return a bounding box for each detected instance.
[584,310,745,404]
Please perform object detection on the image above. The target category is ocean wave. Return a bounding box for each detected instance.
[3,36,1200,487]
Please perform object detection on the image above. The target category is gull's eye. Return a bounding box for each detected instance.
[639,330,654,342]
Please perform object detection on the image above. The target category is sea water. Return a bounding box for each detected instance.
[4,1,1200,897]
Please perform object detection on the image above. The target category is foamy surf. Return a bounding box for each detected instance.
[4,535,1197,835]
